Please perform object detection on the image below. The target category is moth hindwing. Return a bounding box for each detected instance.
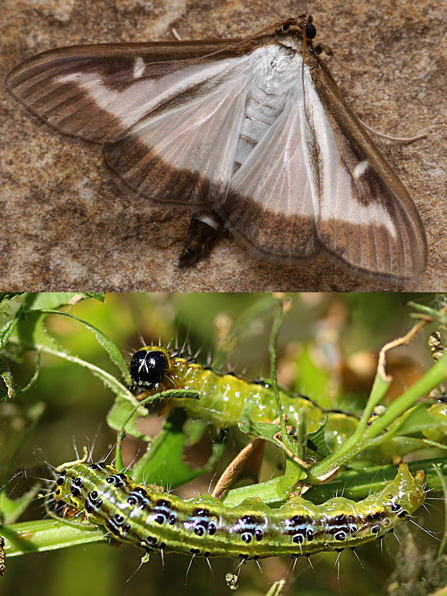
[5,15,427,283]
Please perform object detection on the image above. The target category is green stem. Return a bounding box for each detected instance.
[1,520,106,557]
[269,299,290,448]
[433,463,447,560]
[310,349,447,479]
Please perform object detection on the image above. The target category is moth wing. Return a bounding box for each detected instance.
[222,60,427,283]
[6,42,258,208]
[103,56,256,207]
[221,94,321,260]
[5,41,246,145]
[310,60,427,283]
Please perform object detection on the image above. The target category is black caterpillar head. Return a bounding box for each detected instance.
[130,347,171,390]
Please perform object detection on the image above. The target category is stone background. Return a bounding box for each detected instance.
[1,0,446,291]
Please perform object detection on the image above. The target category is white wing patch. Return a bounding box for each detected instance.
[133,57,146,78]
[56,55,255,132]
[306,89,397,238]
[353,160,369,180]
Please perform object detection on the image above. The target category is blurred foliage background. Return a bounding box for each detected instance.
[0,292,445,596]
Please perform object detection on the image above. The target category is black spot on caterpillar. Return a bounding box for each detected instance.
[53,460,425,560]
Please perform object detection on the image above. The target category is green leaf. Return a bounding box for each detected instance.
[392,403,447,436]
[107,394,147,439]
[26,293,94,311]
[307,420,331,458]
[0,294,26,350]
[130,410,223,488]
[238,419,281,441]
[40,310,130,381]
[0,484,42,525]
[108,388,200,443]
[1,519,107,556]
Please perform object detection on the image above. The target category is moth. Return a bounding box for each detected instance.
[52,459,426,560]
[5,15,427,283]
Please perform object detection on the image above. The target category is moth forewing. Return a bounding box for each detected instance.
[5,17,427,284]
[5,41,241,145]
[309,56,427,282]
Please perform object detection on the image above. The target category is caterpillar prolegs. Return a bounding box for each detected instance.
[53,461,425,560]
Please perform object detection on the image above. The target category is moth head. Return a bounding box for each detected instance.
[276,15,316,41]
[130,346,171,390]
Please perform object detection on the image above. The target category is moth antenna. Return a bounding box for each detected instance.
[358,119,429,143]
[255,559,263,574]
[317,44,371,73]
[160,547,165,570]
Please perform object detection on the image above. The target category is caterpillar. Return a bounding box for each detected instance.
[130,346,357,433]
[53,460,425,560]
[129,346,444,456]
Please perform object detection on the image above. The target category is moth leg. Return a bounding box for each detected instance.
[313,43,369,73]
[179,212,225,268]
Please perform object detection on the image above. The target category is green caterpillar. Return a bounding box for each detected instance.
[129,346,443,457]
[53,460,425,560]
